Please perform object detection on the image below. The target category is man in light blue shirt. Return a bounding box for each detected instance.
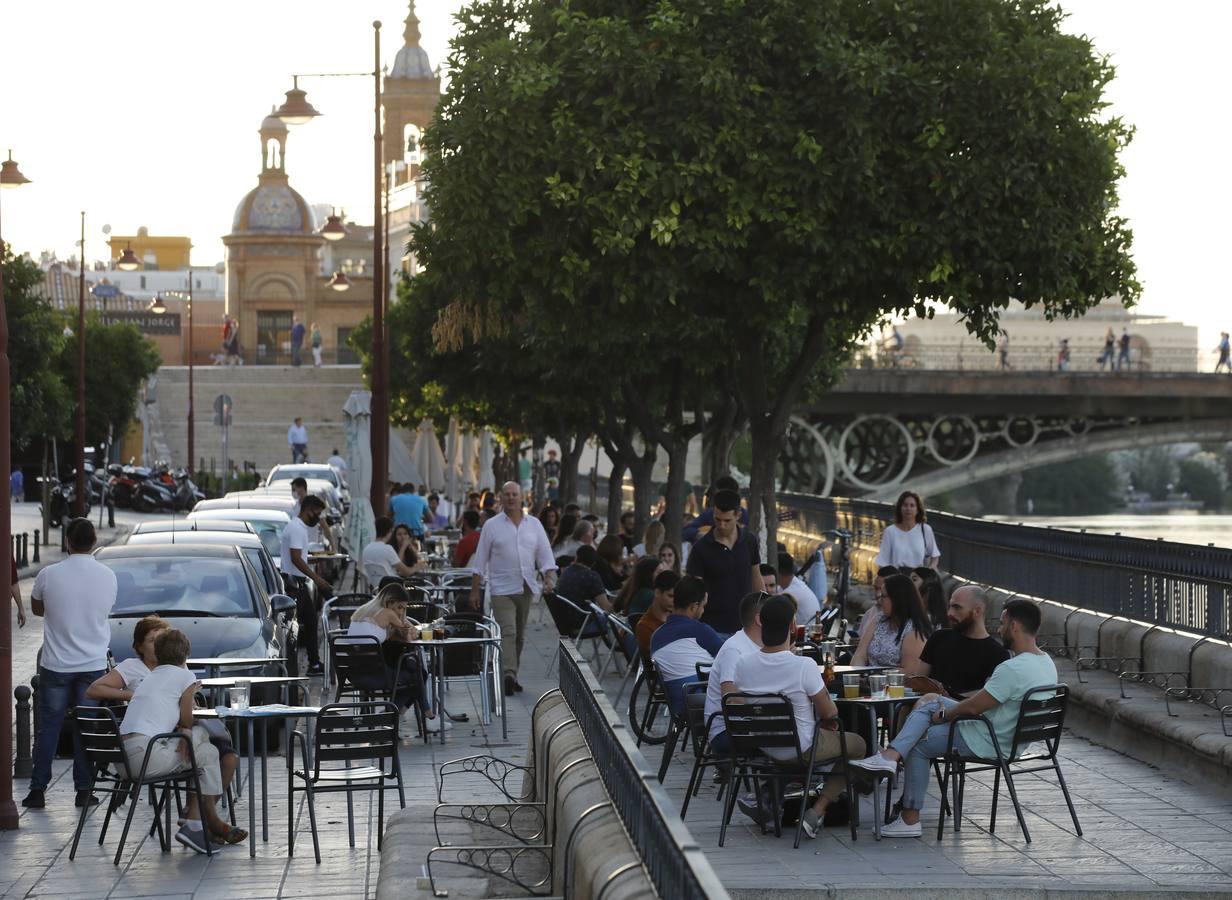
[389,483,429,538]
[850,598,1058,837]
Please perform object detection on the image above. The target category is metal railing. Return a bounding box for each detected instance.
[780,493,1232,640]
[557,641,729,900]
[852,346,1220,373]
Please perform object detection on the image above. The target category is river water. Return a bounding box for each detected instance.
[985,513,1232,550]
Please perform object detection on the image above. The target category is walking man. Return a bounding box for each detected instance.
[686,488,761,636]
[327,448,347,473]
[290,315,305,367]
[1216,332,1231,374]
[288,417,309,463]
[10,465,23,503]
[24,518,116,809]
[997,331,1011,371]
[1116,328,1132,371]
[280,495,332,676]
[468,481,557,696]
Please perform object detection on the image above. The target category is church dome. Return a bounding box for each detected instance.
[231,182,314,234]
[391,44,433,80]
[261,112,288,134]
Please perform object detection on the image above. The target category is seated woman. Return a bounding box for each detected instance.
[346,582,449,734]
[389,524,427,574]
[852,573,932,672]
[910,566,947,630]
[614,556,659,616]
[119,628,245,852]
[88,616,240,828]
[594,534,626,593]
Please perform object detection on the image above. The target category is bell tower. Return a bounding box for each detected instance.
[383,0,441,190]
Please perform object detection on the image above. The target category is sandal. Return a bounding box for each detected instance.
[215,825,248,844]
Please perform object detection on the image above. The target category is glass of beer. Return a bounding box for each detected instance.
[888,673,906,698]
[794,625,806,643]
[842,673,860,699]
[420,624,434,641]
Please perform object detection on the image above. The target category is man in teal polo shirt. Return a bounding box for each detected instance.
[850,598,1058,837]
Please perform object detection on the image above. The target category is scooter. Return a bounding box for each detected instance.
[39,475,91,527]
[107,464,175,512]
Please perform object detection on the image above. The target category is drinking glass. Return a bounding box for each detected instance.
[842,673,860,699]
[888,672,905,698]
[420,625,434,641]
[794,625,806,643]
[433,624,446,641]
[870,674,888,699]
[231,678,250,712]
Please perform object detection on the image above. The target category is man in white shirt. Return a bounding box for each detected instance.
[362,516,418,584]
[730,595,866,839]
[25,518,117,810]
[281,496,332,675]
[777,551,821,627]
[326,448,347,473]
[704,590,767,754]
[288,417,309,463]
[468,482,557,696]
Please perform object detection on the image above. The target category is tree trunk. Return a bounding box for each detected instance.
[748,421,781,561]
[626,438,657,538]
[701,394,744,486]
[558,431,587,506]
[606,456,627,533]
[662,438,689,550]
[530,434,545,512]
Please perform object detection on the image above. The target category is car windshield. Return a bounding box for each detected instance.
[247,522,284,559]
[270,467,339,488]
[103,557,255,617]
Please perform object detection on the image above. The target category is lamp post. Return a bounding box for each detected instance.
[0,148,32,830]
[274,20,387,514]
[155,268,196,471]
[75,212,87,517]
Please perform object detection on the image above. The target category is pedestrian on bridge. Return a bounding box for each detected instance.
[997,332,1011,371]
[1117,328,1132,370]
[1057,339,1071,372]
[1216,332,1231,374]
[1098,328,1116,371]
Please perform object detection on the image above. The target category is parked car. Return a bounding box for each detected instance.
[266,463,350,511]
[123,529,283,593]
[186,508,292,557]
[193,495,299,517]
[94,543,298,678]
[140,515,285,564]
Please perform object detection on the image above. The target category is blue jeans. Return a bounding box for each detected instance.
[889,696,973,813]
[662,675,700,715]
[32,667,104,792]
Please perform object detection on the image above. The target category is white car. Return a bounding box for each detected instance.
[187,507,292,541]
[194,495,299,516]
[266,464,350,510]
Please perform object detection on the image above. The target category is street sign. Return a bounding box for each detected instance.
[99,310,180,335]
[213,394,233,427]
[90,283,120,298]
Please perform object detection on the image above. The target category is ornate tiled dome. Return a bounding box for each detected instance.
[231,182,314,233]
[390,1,434,80]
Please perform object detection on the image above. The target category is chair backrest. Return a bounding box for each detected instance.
[607,614,638,664]
[441,612,484,676]
[313,701,400,778]
[1008,684,1069,759]
[325,593,372,634]
[721,692,804,761]
[329,635,388,693]
[72,706,131,779]
[683,681,710,754]
[544,592,591,640]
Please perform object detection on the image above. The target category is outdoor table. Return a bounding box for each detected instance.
[830,664,891,675]
[188,657,286,679]
[403,636,505,743]
[830,689,921,753]
[195,703,322,857]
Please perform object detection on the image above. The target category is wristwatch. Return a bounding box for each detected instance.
[937,707,946,722]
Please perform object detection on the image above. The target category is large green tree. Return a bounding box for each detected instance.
[414,0,1139,548]
[3,248,71,450]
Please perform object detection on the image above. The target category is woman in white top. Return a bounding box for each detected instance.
[346,583,447,733]
[875,491,940,570]
[87,615,170,702]
[118,628,246,851]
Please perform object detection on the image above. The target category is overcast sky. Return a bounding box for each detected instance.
[1,0,1226,345]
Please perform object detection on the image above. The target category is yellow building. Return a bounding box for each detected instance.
[107,227,192,271]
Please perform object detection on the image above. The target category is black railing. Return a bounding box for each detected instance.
[780,493,1232,640]
[557,641,729,900]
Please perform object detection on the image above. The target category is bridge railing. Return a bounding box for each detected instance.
[852,346,1217,373]
[780,492,1232,640]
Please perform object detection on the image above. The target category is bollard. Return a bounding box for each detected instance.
[32,530,39,563]
[20,532,29,567]
[14,685,33,778]
[30,673,40,757]
[107,500,115,529]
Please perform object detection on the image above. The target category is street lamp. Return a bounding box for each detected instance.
[0,148,31,831]
[158,269,199,473]
[149,295,167,315]
[276,20,388,513]
[116,243,140,271]
[320,213,347,242]
[327,271,351,292]
[75,212,86,518]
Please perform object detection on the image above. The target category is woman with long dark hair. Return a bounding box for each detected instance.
[911,566,947,629]
[875,491,940,570]
[615,556,660,615]
[594,534,626,592]
[539,506,560,539]
[852,573,931,671]
[552,513,578,550]
[388,523,423,570]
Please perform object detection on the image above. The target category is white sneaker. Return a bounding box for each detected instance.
[424,714,453,733]
[850,753,898,775]
[881,817,922,838]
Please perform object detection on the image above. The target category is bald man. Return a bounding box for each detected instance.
[469,482,558,695]
[910,585,1009,698]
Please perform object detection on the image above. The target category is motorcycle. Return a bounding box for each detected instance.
[107,463,175,512]
[39,475,91,527]
[151,463,205,511]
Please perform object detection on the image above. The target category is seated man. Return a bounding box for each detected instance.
[777,551,821,627]
[452,510,482,568]
[705,590,766,754]
[852,598,1058,837]
[635,569,680,658]
[556,545,612,612]
[911,585,1009,698]
[650,575,723,710]
[758,563,779,595]
[730,595,866,839]
[362,516,418,584]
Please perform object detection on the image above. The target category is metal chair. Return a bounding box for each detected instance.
[599,614,640,705]
[628,658,672,747]
[288,701,406,863]
[329,634,427,739]
[935,684,1081,843]
[719,692,858,849]
[656,663,710,784]
[321,593,371,685]
[542,592,606,673]
[69,707,215,864]
[678,681,730,820]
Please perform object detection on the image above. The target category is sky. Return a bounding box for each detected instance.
[0,0,1227,346]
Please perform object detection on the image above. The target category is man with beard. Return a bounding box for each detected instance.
[911,585,1008,698]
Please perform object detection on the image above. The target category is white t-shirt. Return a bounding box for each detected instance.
[120,664,197,738]
[362,540,402,584]
[705,629,759,742]
[783,576,821,626]
[115,657,152,691]
[280,516,311,575]
[733,650,825,761]
[875,523,940,569]
[32,554,117,672]
[327,455,347,472]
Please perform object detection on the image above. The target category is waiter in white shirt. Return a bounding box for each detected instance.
[468,482,557,696]
[281,496,332,676]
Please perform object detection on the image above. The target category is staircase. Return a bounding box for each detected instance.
[152,365,366,475]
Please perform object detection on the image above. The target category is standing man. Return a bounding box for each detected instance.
[327,448,348,474]
[1117,328,1132,371]
[288,417,309,463]
[997,332,1011,371]
[10,465,23,503]
[542,449,561,501]
[468,482,557,696]
[686,488,760,636]
[280,495,332,676]
[290,314,305,367]
[1216,332,1231,374]
[390,483,429,540]
[290,477,333,551]
[24,518,116,809]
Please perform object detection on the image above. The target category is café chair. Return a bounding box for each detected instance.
[329,634,427,740]
[678,681,730,820]
[69,706,215,865]
[288,701,406,863]
[933,684,1081,843]
[542,592,606,673]
[719,692,858,849]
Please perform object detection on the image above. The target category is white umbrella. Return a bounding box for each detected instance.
[445,417,460,505]
[342,390,376,572]
[411,419,448,490]
[460,430,477,490]
[388,428,425,485]
[478,430,495,491]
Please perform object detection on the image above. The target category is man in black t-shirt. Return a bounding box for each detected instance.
[916,585,1009,698]
[685,489,760,635]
